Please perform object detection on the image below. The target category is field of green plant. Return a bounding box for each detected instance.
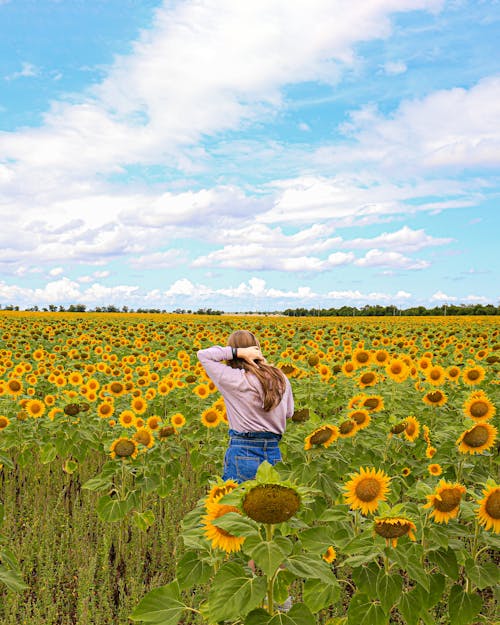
[0,312,498,625]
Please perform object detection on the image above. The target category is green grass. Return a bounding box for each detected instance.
[0,453,204,625]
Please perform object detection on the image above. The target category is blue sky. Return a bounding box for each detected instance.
[0,0,498,311]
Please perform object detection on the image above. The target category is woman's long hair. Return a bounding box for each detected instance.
[227,330,287,412]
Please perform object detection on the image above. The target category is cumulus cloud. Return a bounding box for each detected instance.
[5,62,38,81]
[383,61,407,75]
[355,249,430,270]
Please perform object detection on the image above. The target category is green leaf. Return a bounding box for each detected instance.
[208,562,267,622]
[40,443,57,464]
[303,578,340,613]
[176,551,213,590]
[398,588,423,625]
[255,461,281,483]
[244,536,292,577]
[0,564,28,592]
[133,509,155,531]
[351,562,379,596]
[299,526,337,554]
[392,544,430,592]
[96,495,130,522]
[130,580,188,624]
[347,592,388,625]
[0,453,14,470]
[285,554,337,585]
[157,476,173,498]
[211,511,260,538]
[425,573,445,608]
[425,524,449,550]
[465,559,499,590]
[63,459,78,474]
[448,585,482,625]
[376,570,402,613]
[268,603,316,625]
[82,474,114,492]
[428,548,459,580]
[245,608,272,625]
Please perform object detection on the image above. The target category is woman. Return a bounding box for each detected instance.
[197,329,294,483]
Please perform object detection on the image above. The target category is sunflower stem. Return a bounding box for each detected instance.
[265,524,275,614]
[471,519,481,562]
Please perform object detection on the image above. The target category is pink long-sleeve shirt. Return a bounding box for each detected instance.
[197,345,294,435]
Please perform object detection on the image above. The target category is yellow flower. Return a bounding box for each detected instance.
[171,413,186,428]
[110,437,139,460]
[403,416,420,442]
[348,409,371,431]
[97,402,114,419]
[462,365,485,385]
[119,410,136,428]
[0,415,10,430]
[374,516,416,547]
[202,501,245,553]
[476,484,500,534]
[422,389,447,407]
[423,480,466,524]
[322,546,337,563]
[463,392,495,422]
[428,463,442,476]
[201,408,221,428]
[304,424,339,450]
[206,480,239,505]
[133,427,155,449]
[456,422,497,455]
[344,467,391,515]
[25,399,46,418]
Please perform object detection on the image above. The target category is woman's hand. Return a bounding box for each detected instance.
[236,346,264,364]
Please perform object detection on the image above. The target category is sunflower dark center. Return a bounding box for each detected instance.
[356,352,370,363]
[470,401,488,418]
[467,370,480,380]
[339,420,355,434]
[243,484,300,524]
[310,428,334,445]
[433,489,462,512]
[360,373,375,384]
[405,421,416,435]
[351,411,367,425]
[430,370,441,380]
[364,398,380,409]
[427,391,443,403]
[391,365,402,374]
[485,491,500,520]
[375,521,411,538]
[115,440,136,457]
[355,478,381,502]
[463,425,489,447]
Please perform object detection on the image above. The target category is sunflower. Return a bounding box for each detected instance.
[108,381,126,397]
[348,394,365,409]
[242,484,300,524]
[0,415,10,430]
[341,361,356,377]
[146,415,162,430]
[171,413,186,428]
[463,393,496,422]
[422,389,447,407]
[373,350,390,366]
[362,395,385,412]
[24,399,45,419]
[428,463,442,476]
[338,419,357,438]
[402,467,411,477]
[423,481,466,523]
[119,410,136,428]
[133,427,155,448]
[110,437,139,460]
[462,365,485,385]
[97,402,114,419]
[349,409,371,431]
[201,408,221,428]
[352,348,372,368]
[456,422,497,455]
[358,371,378,388]
[322,546,337,563]
[304,424,339,450]
[426,446,437,458]
[206,479,240,505]
[6,378,23,396]
[374,516,416,547]
[403,416,420,442]
[425,365,446,386]
[202,501,245,553]
[476,484,500,534]
[446,366,461,382]
[343,467,391,515]
[131,396,147,415]
[385,359,410,383]
[194,384,210,399]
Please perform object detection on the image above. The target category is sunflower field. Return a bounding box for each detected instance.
[0,311,498,625]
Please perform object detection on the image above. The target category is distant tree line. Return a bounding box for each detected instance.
[0,303,497,316]
[282,304,499,316]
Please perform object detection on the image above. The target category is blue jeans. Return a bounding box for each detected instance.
[222,429,282,483]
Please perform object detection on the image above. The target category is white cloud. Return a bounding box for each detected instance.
[5,62,38,81]
[48,267,64,276]
[346,226,453,252]
[383,61,407,75]
[355,249,430,270]
[431,290,457,302]
[129,249,188,269]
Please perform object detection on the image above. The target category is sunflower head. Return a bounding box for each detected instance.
[476,483,500,534]
[424,480,466,523]
[304,424,339,450]
[110,437,139,460]
[202,501,245,553]
[374,516,416,546]
[456,422,497,455]
[242,484,301,524]
[463,393,495,422]
[344,467,391,515]
[291,408,310,422]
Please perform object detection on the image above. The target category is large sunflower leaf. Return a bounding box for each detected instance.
[208,562,267,622]
[176,551,213,590]
[244,535,293,577]
[376,570,402,613]
[268,603,316,625]
[303,578,340,613]
[130,580,189,624]
[448,585,482,625]
[347,592,388,625]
